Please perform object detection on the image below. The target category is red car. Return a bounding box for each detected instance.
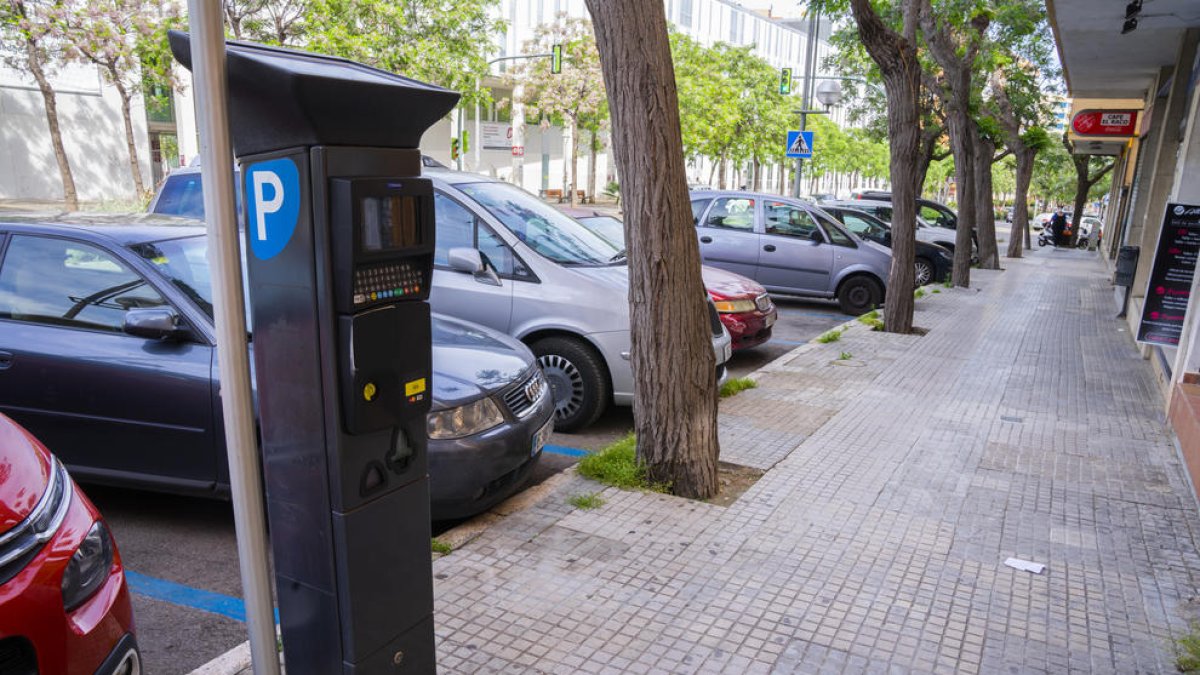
[0,413,140,675]
[701,266,777,350]
[567,210,778,351]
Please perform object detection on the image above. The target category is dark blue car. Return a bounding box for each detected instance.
[0,213,553,520]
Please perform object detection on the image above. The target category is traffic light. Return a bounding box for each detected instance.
[552,44,562,74]
[450,137,459,161]
[780,68,792,95]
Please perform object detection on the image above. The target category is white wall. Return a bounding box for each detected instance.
[0,62,152,202]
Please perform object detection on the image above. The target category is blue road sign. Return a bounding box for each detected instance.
[786,130,815,159]
[244,157,301,260]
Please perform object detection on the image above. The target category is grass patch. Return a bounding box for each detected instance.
[719,376,757,398]
[838,351,853,360]
[942,281,953,289]
[914,288,926,299]
[1177,623,1200,672]
[816,328,844,343]
[568,492,605,510]
[857,310,885,331]
[932,288,941,294]
[577,434,669,492]
[431,538,452,555]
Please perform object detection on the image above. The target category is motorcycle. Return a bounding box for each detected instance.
[1037,225,1090,249]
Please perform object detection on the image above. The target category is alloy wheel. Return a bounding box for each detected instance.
[538,354,586,420]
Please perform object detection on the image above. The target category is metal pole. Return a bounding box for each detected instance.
[474,76,481,170]
[185,4,280,674]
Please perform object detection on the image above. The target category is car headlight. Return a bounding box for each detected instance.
[937,248,953,260]
[62,521,114,611]
[713,299,756,313]
[427,398,505,439]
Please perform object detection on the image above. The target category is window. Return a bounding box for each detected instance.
[679,0,693,27]
[920,204,954,228]
[0,236,166,332]
[821,222,855,247]
[152,173,206,219]
[763,201,817,238]
[839,213,889,243]
[705,197,756,231]
[690,198,713,225]
[434,190,525,277]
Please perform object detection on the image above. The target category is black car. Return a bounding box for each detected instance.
[820,205,953,286]
[0,213,554,520]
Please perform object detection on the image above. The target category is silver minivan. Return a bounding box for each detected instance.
[689,191,892,314]
[425,169,731,432]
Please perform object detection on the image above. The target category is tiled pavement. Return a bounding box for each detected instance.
[432,248,1200,674]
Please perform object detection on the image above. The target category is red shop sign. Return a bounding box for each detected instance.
[1071,109,1139,137]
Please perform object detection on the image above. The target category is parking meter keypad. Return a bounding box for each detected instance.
[353,261,423,305]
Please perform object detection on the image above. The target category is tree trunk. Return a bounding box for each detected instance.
[569,120,579,207]
[22,28,78,210]
[945,109,976,286]
[972,133,999,269]
[113,79,146,197]
[717,155,727,190]
[561,124,572,199]
[585,0,720,498]
[849,0,920,334]
[588,129,599,205]
[752,157,762,191]
[1006,148,1034,258]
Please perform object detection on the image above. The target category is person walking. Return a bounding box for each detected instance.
[1049,207,1068,247]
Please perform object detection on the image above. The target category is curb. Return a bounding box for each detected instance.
[190,466,576,674]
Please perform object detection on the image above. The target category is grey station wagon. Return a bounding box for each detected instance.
[688,191,892,314]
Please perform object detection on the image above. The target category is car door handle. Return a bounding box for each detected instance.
[700,236,713,243]
[0,351,11,370]
[763,244,777,252]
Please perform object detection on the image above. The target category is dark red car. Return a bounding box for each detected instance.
[0,413,139,675]
[701,265,777,351]
[565,210,778,352]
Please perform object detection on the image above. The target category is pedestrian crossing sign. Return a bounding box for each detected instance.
[786,130,814,158]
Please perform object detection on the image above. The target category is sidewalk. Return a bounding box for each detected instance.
[432,248,1200,674]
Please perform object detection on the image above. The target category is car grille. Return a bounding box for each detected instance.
[503,369,548,419]
[754,293,772,312]
[707,299,724,336]
[0,457,71,587]
[0,637,36,675]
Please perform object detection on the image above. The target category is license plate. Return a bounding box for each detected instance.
[764,313,776,328]
[722,342,732,363]
[532,419,553,457]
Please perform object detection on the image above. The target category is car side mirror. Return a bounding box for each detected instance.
[883,232,893,246]
[448,247,501,287]
[124,308,188,341]
[810,230,823,244]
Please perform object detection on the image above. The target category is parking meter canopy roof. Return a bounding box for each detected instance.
[168,31,461,157]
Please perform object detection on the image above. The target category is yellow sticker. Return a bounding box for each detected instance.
[363,382,377,401]
[405,378,426,396]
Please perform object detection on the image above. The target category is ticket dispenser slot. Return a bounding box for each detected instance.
[168,32,459,675]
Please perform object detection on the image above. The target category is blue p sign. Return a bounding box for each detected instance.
[245,158,300,260]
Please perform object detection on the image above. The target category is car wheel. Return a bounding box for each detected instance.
[531,336,609,432]
[1038,239,1046,247]
[914,257,935,287]
[837,275,883,315]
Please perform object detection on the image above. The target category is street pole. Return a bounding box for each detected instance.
[184,3,280,674]
[469,53,553,177]
[792,8,820,198]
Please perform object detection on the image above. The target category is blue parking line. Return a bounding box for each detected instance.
[543,444,590,458]
[769,338,808,346]
[126,571,278,624]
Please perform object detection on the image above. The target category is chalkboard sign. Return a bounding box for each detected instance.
[1137,203,1200,346]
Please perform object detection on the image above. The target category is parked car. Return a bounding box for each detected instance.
[0,412,140,675]
[818,205,953,286]
[850,189,960,230]
[561,209,778,351]
[0,214,554,519]
[827,198,978,262]
[150,164,732,433]
[686,191,892,315]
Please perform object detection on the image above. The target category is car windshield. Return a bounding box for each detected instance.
[577,215,625,248]
[130,234,252,328]
[457,182,620,266]
[152,171,243,220]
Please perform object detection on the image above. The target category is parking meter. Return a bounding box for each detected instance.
[169,33,459,673]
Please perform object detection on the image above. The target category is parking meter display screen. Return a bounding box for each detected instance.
[361,195,421,252]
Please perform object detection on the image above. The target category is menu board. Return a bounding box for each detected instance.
[1137,203,1200,346]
